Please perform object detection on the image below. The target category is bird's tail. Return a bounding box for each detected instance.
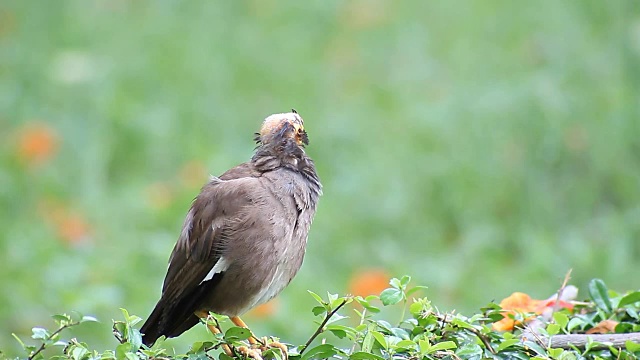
[140,301,166,346]
[141,273,225,346]
[140,299,202,346]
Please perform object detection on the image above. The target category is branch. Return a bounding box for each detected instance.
[299,299,349,355]
[28,321,79,360]
[435,313,496,354]
[530,333,640,350]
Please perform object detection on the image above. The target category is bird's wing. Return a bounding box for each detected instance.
[141,165,262,344]
[159,174,256,303]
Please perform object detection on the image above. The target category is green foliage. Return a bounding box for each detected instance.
[2,0,640,357]
[6,277,640,360]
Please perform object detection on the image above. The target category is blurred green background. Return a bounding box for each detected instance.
[2,0,639,356]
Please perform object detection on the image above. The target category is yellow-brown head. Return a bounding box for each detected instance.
[255,110,308,147]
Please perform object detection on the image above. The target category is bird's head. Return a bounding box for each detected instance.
[255,110,308,147]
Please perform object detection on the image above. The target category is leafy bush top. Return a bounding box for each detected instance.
[7,277,640,360]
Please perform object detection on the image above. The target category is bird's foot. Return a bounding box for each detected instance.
[265,341,288,360]
[253,338,288,360]
[236,345,263,360]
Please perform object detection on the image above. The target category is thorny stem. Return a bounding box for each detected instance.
[28,321,80,360]
[299,299,349,355]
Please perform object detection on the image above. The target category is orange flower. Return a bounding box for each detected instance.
[38,199,91,245]
[348,269,390,297]
[16,123,59,165]
[493,292,574,331]
[56,212,91,245]
[249,299,278,318]
[493,292,540,331]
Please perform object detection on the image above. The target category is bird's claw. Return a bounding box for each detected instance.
[250,339,287,360]
[264,341,288,360]
[237,345,263,360]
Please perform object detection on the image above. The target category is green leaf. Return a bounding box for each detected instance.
[456,343,483,357]
[262,347,286,360]
[406,285,428,296]
[115,343,133,359]
[311,306,326,316]
[325,313,349,325]
[546,323,560,336]
[429,341,457,352]
[300,344,338,360]
[395,339,417,350]
[356,296,381,313]
[450,317,475,330]
[588,279,612,313]
[120,308,132,321]
[553,312,569,330]
[371,331,387,350]
[365,295,379,302]
[618,291,640,308]
[69,344,90,360]
[616,322,634,334]
[361,323,376,353]
[418,339,431,355]
[349,351,385,360]
[31,327,49,340]
[328,328,346,339]
[521,341,548,356]
[327,324,356,337]
[380,288,403,306]
[327,292,339,304]
[390,327,409,340]
[307,291,326,306]
[496,338,520,352]
[330,297,350,309]
[567,317,585,332]
[51,314,73,325]
[219,353,235,360]
[625,340,640,352]
[409,302,424,315]
[399,275,411,288]
[224,326,252,342]
[128,328,142,349]
[81,315,98,323]
[389,277,402,289]
[547,348,564,358]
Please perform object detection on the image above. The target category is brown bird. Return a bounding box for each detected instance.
[140,111,322,350]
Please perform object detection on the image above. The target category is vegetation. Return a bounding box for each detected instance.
[7,277,640,359]
[2,0,639,358]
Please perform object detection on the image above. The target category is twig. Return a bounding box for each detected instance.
[435,314,496,355]
[553,269,572,313]
[299,299,348,355]
[29,321,80,360]
[466,325,497,354]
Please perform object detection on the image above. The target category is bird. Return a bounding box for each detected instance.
[140,110,322,353]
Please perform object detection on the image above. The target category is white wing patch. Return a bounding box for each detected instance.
[200,256,230,284]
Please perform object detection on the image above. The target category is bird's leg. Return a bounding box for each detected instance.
[230,316,261,345]
[231,316,288,359]
[195,311,234,357]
